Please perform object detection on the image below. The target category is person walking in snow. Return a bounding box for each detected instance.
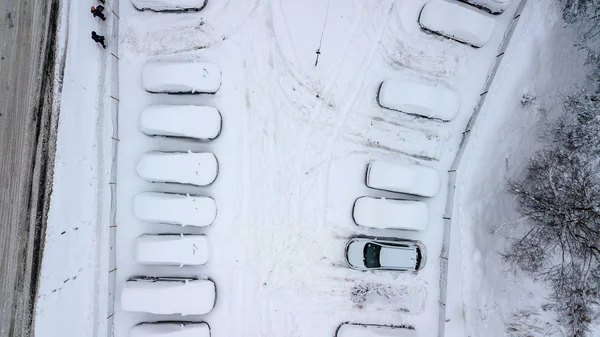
[91,5,106,21]
[91,31,106,49]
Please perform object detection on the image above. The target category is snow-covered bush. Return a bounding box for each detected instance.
[508,88,600,336]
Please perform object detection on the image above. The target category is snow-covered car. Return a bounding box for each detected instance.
[460,0,510,14]
[136,151,218,186]
[366,160,440,197]
[419,0,496,48]
[135,234,210,266]
[336,323,417,337]
[130,321,210,337]
[121,276,216,315]
[345,238,426,272]
[353,197,429,231]
[142,61,221,94]
[132,0,208,12]
[141,105,222,141]
[134,192,217,227]
[377,79,460,121]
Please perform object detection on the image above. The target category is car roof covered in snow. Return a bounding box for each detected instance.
[130,322,210,337]
[121,278,216,315]
[135,234,210,266]
[378,79,460,121]
[337,323,418,337]
[353,197,429,231]
[141,105,222,141]
[460,0,510,14]
[367,160,440,197]
[419,0,496,48]
[131,0,208,11]
[142,61,221,94]
[134,192,217,227]
[136,151,218,186]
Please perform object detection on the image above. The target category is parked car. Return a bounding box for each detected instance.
[121,276,216,315]
[142,61,221,94]
[130,321,210,337]
[141,105,222,141]
[134,192,217,227]
[345,238,426,272]
[136,151,218,186]
[366,160,440,197]
[419,0,496,48]
[378,79,460,121]
[460,0,510,14]
[132,0,208,12]
[353,197,429,231]
[135,234,210,266]
[336,323,417,337]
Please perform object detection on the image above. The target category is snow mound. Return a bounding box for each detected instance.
[337,323,417,337]
[141,105,222,141]
[121,278,216,315]
[142,61,221,94]
[460,0,510,14]
[135,234,210,266]
[419,0,496,48]
[378,79,460,121]
[366,160,440,197]
[130,322,210,337]
[134,192,217,227]
[136,151,218,186]
[353,197,429,231]
[131,0,208,11]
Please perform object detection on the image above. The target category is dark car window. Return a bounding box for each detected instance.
[415,246,422,270]
[364,242,382,268]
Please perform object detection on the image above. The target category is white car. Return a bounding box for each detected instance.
[121,277,216,315]
[419,0,496,48]
[366,160,440,197]
[460,0,510,14]
[142,61,221,94]
[353,197,429,231]
[135,234,210,266]
[132,0,208,12]
[345,238,426,272]
[134,192,217,227]
[336,323,417,337]
[130,321,210,337]
[136,151,218,186]
[378,79,460,121]
[140,105,222,141]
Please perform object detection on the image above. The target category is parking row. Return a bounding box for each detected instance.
[121,58,224,336]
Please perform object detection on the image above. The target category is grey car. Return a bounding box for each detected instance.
[345,238,426,272]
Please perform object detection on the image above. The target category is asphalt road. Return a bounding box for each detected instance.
[0,0,60,335]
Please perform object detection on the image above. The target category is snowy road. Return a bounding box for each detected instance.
[0,0,60,335]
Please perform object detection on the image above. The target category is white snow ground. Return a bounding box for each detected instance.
[114,0,520,336]
[445,1,597,336]
[34,0,114,336]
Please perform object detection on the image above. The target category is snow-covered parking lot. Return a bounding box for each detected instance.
[32,0,531,336]
[113,0,522,335]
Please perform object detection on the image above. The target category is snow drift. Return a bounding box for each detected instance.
[134,192,217,227]
[136,151,218,186]
[142,61,221,94]
[419,0,496,48]
[140,105,222,141]
[135,234,210,266]
[353,197,429,231]
[378,79,460,121]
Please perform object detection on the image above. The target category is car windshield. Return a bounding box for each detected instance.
[415,246,422,270]
[364,242,382,268]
